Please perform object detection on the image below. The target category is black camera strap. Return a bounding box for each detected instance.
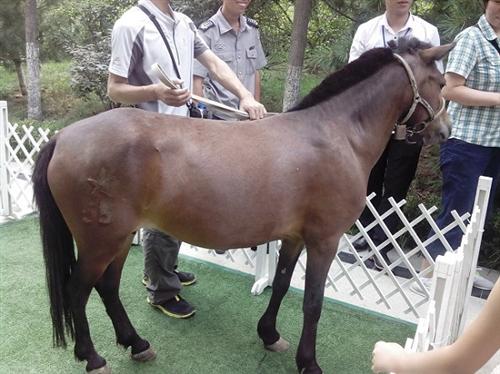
[137,4,202,116]
[137,4,182,83]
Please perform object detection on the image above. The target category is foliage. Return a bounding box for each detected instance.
[173,0,221,24]
[1,60,103,129]
[0,2,24,66]
[68,35,115,109]
[40,0,135,107]
[438,0,484,42]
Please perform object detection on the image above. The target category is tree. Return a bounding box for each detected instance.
[282,0,314,111]
[25,0,42,119]
[0,2,27,96]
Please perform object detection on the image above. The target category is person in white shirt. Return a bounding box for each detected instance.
[348,0,441,270]
[108,0,266,319]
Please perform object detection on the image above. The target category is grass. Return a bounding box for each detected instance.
[0,217,415,373]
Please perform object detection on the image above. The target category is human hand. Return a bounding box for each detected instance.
[371,341,405,373]
[154,79,190,107]
[239,95,267,120]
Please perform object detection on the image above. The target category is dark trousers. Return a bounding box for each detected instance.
[358,139,422,250]
[143,229,182,304]
[426,139,499,260]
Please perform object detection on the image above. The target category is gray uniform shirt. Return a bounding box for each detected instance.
[193,9,267,116]
[109,0,208,116]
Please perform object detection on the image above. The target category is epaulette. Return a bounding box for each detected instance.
[246,17,259,29]
[199,20,215,32]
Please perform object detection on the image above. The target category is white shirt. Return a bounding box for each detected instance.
[109,0,208,116]
[349,12,442,71]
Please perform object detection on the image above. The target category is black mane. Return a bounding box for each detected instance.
[288,37,433,112]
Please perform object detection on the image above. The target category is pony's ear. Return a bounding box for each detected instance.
[419,43,456,64]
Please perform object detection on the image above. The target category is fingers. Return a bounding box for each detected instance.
[371,341,405,373]
[171,79,184,88]
[240,97,267,120]
[154,83,190,107]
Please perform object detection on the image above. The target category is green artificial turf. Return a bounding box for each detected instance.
[0,218,415,373]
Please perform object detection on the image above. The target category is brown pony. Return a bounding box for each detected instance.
[32,39,453,374]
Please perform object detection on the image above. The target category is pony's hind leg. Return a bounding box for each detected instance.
[94,241,156,362]
[68,255,110,373]
[257,238,303,352]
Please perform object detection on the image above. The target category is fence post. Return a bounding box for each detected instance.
[0,101,11,217]
[458,176,492,335]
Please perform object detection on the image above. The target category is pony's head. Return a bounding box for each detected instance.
[391,38,454,145]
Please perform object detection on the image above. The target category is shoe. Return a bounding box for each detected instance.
[174,270,196,286]
[473,271,494,291]
[352,237,369,251]
[373,250,391,271]
[143,271,196,287]
[147,295,196,319]
[410,277,432,296]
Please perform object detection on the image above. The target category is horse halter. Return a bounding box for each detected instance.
[392,53,446,141]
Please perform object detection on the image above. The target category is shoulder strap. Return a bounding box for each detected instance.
[473,24,500,55]
[137,4,182,81]
[199,20,215,32]
[246,17,259,29]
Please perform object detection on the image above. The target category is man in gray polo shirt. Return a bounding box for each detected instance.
[193,0,267,119]
[108,0,266,320]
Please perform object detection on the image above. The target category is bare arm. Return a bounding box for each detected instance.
[193,75,204,98]
[197,49,266,119]
[107,73,190,107]
[442,72,500,107]
[372,280,500,374]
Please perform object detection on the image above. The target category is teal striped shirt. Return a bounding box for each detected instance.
[446,15,500,148]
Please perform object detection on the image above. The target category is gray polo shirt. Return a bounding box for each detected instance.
[193,9,267,115]
[109,0,208,116]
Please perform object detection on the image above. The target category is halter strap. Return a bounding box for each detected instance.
[392,53,445,141]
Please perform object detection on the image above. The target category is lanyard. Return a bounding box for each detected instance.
[382,25,412,48]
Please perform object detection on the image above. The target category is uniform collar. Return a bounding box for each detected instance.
[215,7,248,34]
[381,12,415,35]
[139,0,179,25]
[477,14,499,42]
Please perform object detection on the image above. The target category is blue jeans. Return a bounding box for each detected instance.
[426,138,499,260]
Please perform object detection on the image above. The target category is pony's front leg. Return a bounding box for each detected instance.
[296,238,339,374]
[257,239,303,352]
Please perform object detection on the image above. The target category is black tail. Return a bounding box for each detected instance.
[32,136,75,348]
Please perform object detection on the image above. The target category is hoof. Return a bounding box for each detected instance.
[87,364,111,374]
[131,346,157,362]
[299,365,323,374]
[265,337,290,352]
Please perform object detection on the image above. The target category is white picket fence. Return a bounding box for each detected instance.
[406,176,491,353]
[0,100,491,335]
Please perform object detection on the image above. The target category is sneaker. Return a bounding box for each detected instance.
[352,237,369,251]
[473,272,494,291]
[174,270,196,286]
[373,250,392,271]
[147,295,196,319]
[410,277,432,296]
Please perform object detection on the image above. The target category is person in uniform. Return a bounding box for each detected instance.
[193,0,267,120]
